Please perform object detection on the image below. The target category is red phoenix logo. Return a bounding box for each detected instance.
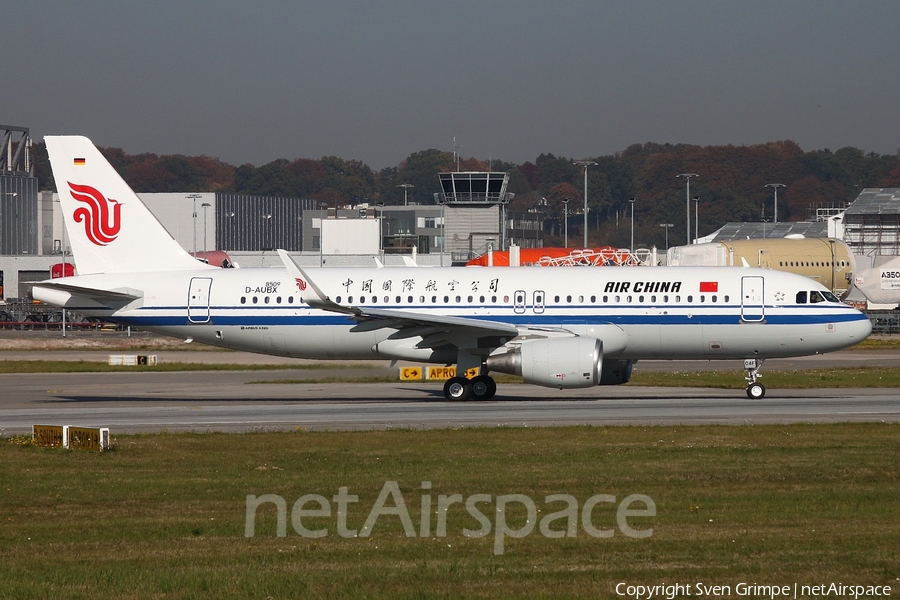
[68,182,122,246]
[295,277,307,291]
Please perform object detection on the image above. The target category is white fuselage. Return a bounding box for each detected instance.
[36,265,872,362]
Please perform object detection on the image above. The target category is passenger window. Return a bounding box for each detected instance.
[700,295,705,303]
[336,296,341,303]
[626,295,633,303]
[408,296,413,303]
[241,297,246,304]
[724,295,729,302]
[796,291,807,304]
[675,295,681,303]
[289,296,294,304]
[419,296,425,303]
[467,295,473,303]
[566,295,572,303]
[348,296,353,303]
[432,295,437,303]
[443,296,449,303]
[602,295,608,303]
[687,295,693,303]
[591,295,596,303]
[252,297,258,304]
[395,296,401,303]
[639,295,645,303]
[554,295,560,303]
[711,295,717,303]
[277,296,282,304]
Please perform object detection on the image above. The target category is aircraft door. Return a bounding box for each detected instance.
[188,277,213,323]
[741,276,764,322]
[533,290,545,314]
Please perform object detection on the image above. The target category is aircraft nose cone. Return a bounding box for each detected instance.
[850,312,872,342]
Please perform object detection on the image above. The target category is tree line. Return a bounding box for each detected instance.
[31,140,900,249]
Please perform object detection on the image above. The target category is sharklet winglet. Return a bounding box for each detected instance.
[277,249,354,314]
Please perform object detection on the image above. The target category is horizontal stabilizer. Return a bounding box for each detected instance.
[33,281,143,309]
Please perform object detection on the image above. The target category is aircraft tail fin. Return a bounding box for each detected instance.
[45,135,212,274]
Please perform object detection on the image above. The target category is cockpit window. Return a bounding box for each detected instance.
[822,291,839,303]
[810,291,826,303]
[796,291,807,304]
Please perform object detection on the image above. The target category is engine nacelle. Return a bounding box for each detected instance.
[486,337,602,389]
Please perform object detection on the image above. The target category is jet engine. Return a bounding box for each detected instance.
[486,337,602,389]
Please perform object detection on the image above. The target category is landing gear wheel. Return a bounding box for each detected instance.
[470,375,497,400]
[746,382,766,399]
[444,376,472,401]
[743,358,766,399]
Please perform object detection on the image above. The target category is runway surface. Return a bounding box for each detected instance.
[1,348,898,433]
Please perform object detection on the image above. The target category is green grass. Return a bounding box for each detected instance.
[854,336,900,349]
[0,360,378,374]
[628,366,900,388]
[1,424,898,599]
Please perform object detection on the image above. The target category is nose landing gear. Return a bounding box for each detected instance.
[744,358,766,399]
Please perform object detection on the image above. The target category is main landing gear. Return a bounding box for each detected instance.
[443,373,497,401]
[744,358,765,399]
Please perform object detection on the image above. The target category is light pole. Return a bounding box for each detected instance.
[629,197,636,254]
[693,196,700,242]
[676,173,698,245]
[562,198,570,248]
[53,198,68,337]
[376,202,385,259]
[660,223,674,254]
[440,200,446,267]
[187,194,202,255]
[200,202,211,252]
[397,183,414,206]
[261,214,272,256]
[574,161,597,248]
[765,183,785,224]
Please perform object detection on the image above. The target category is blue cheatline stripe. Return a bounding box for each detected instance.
[104,309,868,328]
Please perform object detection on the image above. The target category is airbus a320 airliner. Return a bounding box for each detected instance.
[34,136,871,400]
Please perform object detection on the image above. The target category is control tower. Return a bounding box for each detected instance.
[434,171,514,262]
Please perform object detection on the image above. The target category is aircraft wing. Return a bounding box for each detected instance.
[278,250,528,349]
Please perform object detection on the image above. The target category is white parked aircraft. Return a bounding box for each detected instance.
[35,136,872,400]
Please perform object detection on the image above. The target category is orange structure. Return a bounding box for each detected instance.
[466,247,642,267]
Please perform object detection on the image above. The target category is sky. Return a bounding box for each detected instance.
[3,1,899,170]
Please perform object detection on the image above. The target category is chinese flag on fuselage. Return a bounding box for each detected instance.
[700,281,718,292]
